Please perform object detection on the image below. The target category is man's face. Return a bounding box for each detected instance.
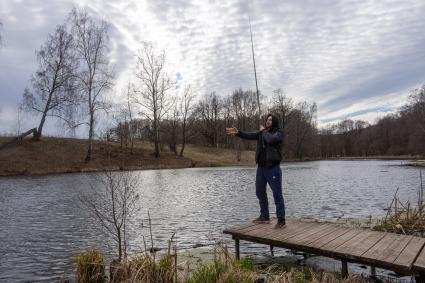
[266,116,273,128]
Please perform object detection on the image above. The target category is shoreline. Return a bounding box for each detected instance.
[1,156,423,178]
[1,137,423,177]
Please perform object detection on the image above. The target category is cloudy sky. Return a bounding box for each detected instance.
[1,0,425,135]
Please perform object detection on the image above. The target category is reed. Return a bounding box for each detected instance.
[374,169,425,236]
[75,247,106,283]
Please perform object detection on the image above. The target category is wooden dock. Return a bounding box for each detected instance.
[223,219,425,278]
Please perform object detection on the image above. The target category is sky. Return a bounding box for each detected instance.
[1,0,425,136]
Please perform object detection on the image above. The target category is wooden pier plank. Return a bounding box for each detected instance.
[393,237,425,270]
[245,221,278,238]
[288,223,336,244]
[305,226,346,246]
[362,233,412,264]
[307,227,351,249]
[224,222,259,234]
[268,222,318,244]
[320,228,363,250]
[223,222,257,234]
[334,230,386,257]
[246,220,310,242]
[413,245,425,273]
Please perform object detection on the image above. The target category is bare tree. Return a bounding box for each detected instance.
[179,85,196,156]
[196,92,222,147]
[114,84,136,153]
[231,88,257,131]
[161,96,179,155]
[286,101,318,159]
[79,171,140,262]
[134,42,174,158]
[70,8,114,161]
[269,89,293,130]
[409,84,425,134]
[22,24,77,141]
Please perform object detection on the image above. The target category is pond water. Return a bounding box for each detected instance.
[0,160,421,282]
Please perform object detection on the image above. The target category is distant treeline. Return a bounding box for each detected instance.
[109,85,425,159]
[320,87,425,157]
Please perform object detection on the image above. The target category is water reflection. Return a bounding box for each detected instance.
[0,160,421,282]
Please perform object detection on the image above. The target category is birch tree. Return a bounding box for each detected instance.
[179,85,196,156]
[134,42,173,158]
[71,8,113,161]
[22,24,77,140]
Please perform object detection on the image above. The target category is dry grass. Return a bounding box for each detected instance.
[96,242,372,283]
[75,248,106,283]
[374,170,425,236]
[0,136,255,176]
[182,144,255,167]
[0,136,257,176]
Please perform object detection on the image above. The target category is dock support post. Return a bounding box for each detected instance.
[270,245,274,257]
[416,273,425,283]
[235,238,240,260]
[341,260,348,278]
[370,266,376,277]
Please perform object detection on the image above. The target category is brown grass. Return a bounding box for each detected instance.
[374,171,425,236]
[0,137,190,176]
[0,137,256,176]
[97,242,371,283]
[182,144,255,167]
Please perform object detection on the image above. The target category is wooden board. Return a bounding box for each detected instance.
[362,233,412,264]
[320,228,363,250]
[288,223,336,245]
[413,244,425,273]
[334,230,386,257]
[394,236,425,271]
[307,227,351,249]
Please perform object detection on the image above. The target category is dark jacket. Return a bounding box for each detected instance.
[236,115,283,167]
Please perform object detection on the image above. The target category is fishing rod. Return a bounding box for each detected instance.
[249,17,262,127]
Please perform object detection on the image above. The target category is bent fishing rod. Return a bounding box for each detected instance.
[249,18,262,127]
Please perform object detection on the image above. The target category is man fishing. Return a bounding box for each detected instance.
[226,114,286,228]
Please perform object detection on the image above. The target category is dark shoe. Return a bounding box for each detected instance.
[252,216,270,224]
[274,219,286,229]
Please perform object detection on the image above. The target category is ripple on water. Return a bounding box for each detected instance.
[0,160,421,281]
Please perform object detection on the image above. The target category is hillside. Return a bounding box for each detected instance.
[0,136,255,176]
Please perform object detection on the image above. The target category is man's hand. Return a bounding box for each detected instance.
[225,127,238,136]
[259,125,265,131]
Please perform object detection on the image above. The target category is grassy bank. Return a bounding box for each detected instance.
[0,136,255,176]
[76,244,371,283]
[1,136,423,177]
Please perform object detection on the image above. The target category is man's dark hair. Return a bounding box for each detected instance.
[267,113,280,130]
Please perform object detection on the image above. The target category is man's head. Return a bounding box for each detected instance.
[265,114,279,129]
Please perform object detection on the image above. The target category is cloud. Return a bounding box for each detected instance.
[1,0,425,135]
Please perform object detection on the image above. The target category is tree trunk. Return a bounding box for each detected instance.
[33,111,47,141]
[33,89,54,141]
[117,230,122,262]
[154,124,160,158]
[85,111,94,161]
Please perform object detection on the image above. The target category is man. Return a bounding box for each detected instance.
[226,114,286,228]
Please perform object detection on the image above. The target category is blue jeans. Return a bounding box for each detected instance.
[255,165,285,221]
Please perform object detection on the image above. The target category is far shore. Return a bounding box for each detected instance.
[0,136,423,177]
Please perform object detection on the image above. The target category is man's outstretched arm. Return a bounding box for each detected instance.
[226,127,259,140]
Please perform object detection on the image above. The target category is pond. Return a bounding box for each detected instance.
[0,160,421,282]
